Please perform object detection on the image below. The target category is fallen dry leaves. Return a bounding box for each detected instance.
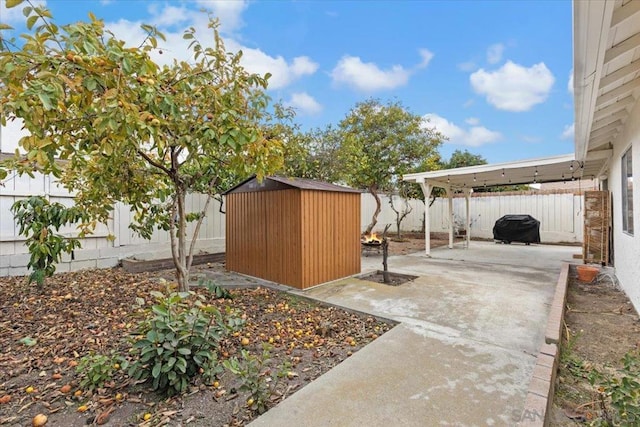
[0,267,393,426]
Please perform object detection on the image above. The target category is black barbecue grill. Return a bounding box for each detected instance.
[493,214,541,245]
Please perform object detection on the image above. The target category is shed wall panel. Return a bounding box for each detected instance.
[300,191,360,287]
[265,190,302,286]
[227,186,360,289]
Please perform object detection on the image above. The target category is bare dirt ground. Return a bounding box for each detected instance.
[0,269,393,427]
[551,268,640,425]
[0,235,446,426]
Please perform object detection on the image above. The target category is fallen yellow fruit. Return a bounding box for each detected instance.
[25,386,34,394]
[143,413,152,421]
[32,413,48,427]
[77,405,89,413]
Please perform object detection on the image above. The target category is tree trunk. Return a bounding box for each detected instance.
[174,189,189,292]
[365,185,381,235]
[381,224,391,284]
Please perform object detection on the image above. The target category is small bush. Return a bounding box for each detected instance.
[589,351,640,425]
[77,352,124,391]
[198,277,233,300]
[128,290,243,396]
[223,345,291,414]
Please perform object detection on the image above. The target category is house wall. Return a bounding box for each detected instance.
[608,99,640,311]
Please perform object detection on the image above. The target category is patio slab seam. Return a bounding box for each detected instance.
[517,262,569,427]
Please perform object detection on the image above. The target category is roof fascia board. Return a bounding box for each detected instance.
[573,0,616,161]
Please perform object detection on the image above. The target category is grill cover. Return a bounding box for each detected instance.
[492,214,541,244]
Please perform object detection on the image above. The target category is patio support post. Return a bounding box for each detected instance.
[463,188,473,248]
[447,187,454,249]
[419,179,432,257]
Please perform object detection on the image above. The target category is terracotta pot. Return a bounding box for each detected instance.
[576,265,599,283]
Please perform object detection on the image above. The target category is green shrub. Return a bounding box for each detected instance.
[198,277,233,300]
[223,345,291,414]
[11,196,87,287]
[128,290,243,396]
[77,352,124,391]
[589,351,640,425]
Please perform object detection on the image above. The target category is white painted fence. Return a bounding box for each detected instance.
[1,174,583,277]
[362,191,584,243]
[0,173,225,276]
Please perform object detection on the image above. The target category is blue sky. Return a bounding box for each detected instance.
[1,0,575,164]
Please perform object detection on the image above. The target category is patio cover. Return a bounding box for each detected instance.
[403,152,610,255]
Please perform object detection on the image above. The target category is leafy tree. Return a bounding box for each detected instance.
[281,125,343,182]
[336,99,443,234]
[444,149,487,169]
[441,150,528,192]
[11,196,87,288]
[0,1,283,291]
[388,183,414,239]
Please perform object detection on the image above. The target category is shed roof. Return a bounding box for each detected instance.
[224,175,362,194]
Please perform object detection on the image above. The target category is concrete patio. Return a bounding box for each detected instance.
[249,241,578,426]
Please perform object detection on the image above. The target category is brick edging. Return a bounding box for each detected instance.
[517,262,570,426]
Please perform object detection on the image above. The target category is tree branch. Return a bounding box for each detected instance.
[137,149,171,175]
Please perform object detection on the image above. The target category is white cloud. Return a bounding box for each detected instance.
[331,55,410,92]
[0,0,46,24]
[331,49,432,92]
[147,3,190,28]
[192,0,248,33]
[226,41,318,89]
[458,61,477,72]
[423,114,502,147]
[463,99,475,108]
[561,123,574,140]
[417,49,434,69]
[470,61,555,112]
[521,135,541,143]
[105,4,317,90]
[291,56,319,76]
[285,92,323,115]
[465,117,480,126]
[568,70,574,95]
[486,43,504,64]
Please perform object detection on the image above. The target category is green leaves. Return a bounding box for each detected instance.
[10,196,87,287]
[1,5,284,293]
[5,0,25,9]
[127,290,242,395]
[19,336,38,347]
[76,352,123,391]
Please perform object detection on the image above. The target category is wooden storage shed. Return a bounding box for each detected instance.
[224,176,361,289]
